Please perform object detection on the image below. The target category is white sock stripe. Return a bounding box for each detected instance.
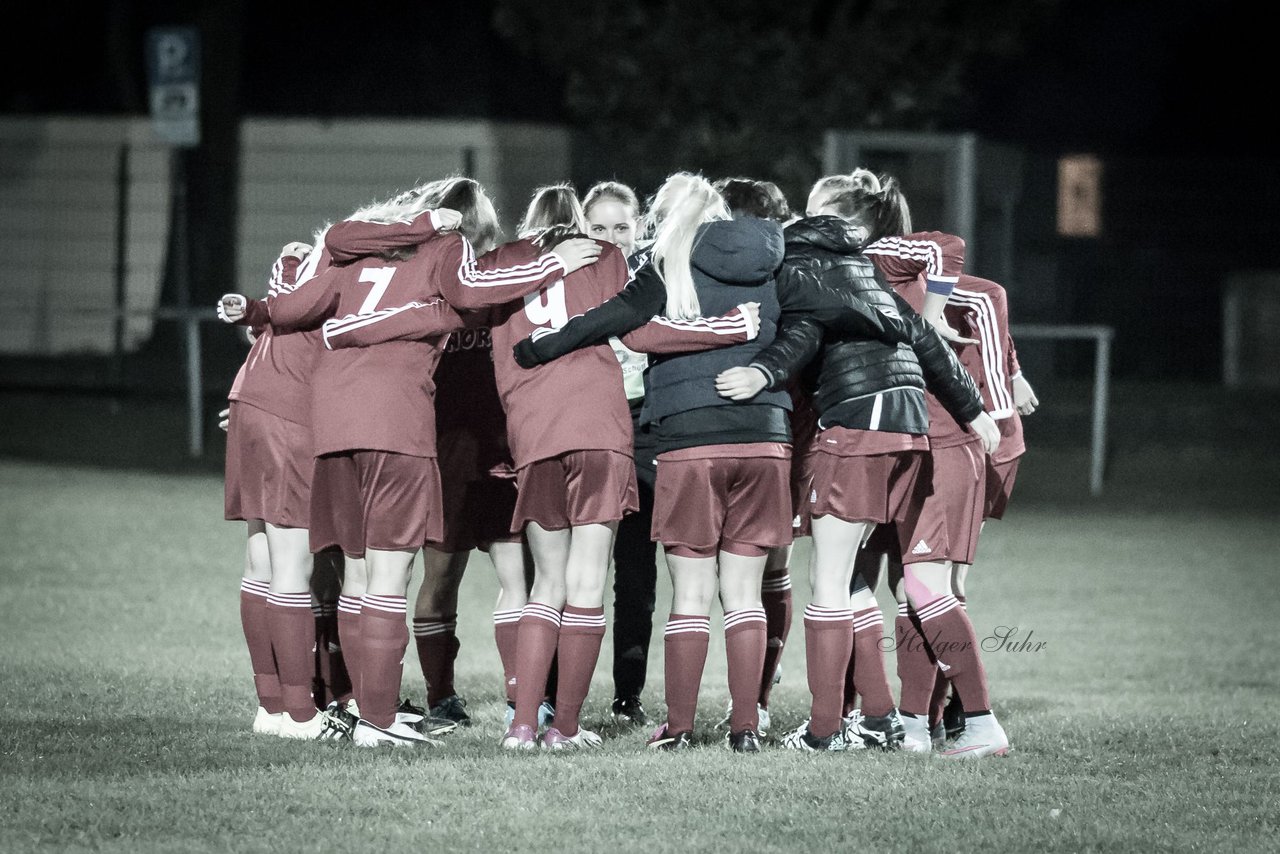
[917,596,960,622]
[724,609,768,630]
[666,617,712,629]
[761,575,792,592]
[337,597,363,615]
[493,610,522,625]
[896,602,909,617]
[805,606,854,620]
[240,579,269,596]
[266,593,313,608]
[362,595,408,614]
[561,612,607,628]
[665,620,711,635]
[853,614,885,632]
[521,603,562,626]
[412,622,457,636]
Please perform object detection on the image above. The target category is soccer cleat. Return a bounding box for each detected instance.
[850,709,907,750]
[540,726,604,750]
[429,694,472,727]
[500,724,537,751]
[930,720,947,749]
[840,710,868,750]
[943,695,967,741]
[504,701,516,729]
[899,712,933,753]
[726,729,762,754]
[611,696,647,727]
[352,718,443,748]
[647,722,692,751]
[319,701,357,741]
[252,706,283,736]
[938,714,1009,759]
[772,662,783,685]
[395,697,427,723]
[717,703,770,735]
[278,711,328,740]
[781,720,846,752]
[538,701,556,728]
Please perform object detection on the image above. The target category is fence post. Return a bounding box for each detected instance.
[1090,330,1112,497]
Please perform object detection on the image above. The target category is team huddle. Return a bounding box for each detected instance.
[217,166,1038,757]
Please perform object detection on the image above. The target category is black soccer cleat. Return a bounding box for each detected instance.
[647,723,692,751]
[611,695,647,727]
[727,729,762,754]
[943,694,966,741]
[429,694,472,727]
[853,709,907,749]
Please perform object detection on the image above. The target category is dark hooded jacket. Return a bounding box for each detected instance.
[751,215,983,434]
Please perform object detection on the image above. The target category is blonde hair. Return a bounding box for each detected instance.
[645,172,731,321]
[583,181,640,218]
[347,181,438,225]
[518,183,587,241]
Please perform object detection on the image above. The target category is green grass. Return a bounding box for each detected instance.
[2,454,1279,853]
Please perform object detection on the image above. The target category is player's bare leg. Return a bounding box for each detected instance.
[542,521,617,748]
[241,520,281,734]
[414,547,469,723]
[264,523,323,737]
[489,539,529,718]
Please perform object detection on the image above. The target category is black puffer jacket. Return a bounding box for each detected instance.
[751,215,983,433]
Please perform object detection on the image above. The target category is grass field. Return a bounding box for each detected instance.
[2,426,1279,853]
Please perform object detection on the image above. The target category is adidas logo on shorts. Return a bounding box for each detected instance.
[911,539,931,555]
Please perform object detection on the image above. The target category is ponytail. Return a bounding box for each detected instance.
[646,173,730,320]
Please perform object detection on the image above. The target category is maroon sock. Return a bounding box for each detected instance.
[554,606,606,736]
[804,606,853,739]
[267,591,318,723]
[512,602,561,731]
[336,595,362,708]
[493,609,522,704]
[412,614,459,707]
[664,614,711,733]
[842,633,859,718]
[360,594,409,729]
[758,572,792,708]
[916,594,991,712]
[895,602,938,717]
[240,579,283,714]
[725,608,767,733]
[852,606,894,717]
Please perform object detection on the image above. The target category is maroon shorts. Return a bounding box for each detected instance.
[309,450,444,557]
[652,443,793,558]
[436,473,520,553]
[804,448,926,527]
[224,401,312,529]
[513,449,639,532]
[896,439,986,565]
[984,456,1021,520]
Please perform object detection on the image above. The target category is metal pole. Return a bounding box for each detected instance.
[1222,282,1240,388]
[113,143,130,387]
[1090,331,1112,496]
[171,149,202,458]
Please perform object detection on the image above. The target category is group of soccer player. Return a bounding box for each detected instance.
[218,164,1038,758]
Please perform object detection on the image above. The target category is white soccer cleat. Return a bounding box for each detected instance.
[252,706,283,736]
[938,714,1009,759]
[539,726,604,750]
[352,718,443,748]
[900,713,933,753]
[781,720,845,752]
[278,711,328,740]
[840,710,868,750]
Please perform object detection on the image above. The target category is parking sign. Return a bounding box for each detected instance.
[146,27,201,147]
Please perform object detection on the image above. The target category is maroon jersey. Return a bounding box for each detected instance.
[867,232,977,450]
[434,324,511,478]
[303,221,568,457]
[487,237,633,468]
[945,275,1024,462]
[227,253,322,427]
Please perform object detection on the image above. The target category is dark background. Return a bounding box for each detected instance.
[1,0,1274,388]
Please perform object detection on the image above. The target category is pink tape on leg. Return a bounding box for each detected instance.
[904,565,946,609]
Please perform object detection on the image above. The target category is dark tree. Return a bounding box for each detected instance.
[493,0,1060,201]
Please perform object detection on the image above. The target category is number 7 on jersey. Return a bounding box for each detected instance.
[357,267,396,315]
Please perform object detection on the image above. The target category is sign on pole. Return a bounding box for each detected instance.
[145,27,201,147]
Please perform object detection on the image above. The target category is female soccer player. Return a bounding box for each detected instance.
[583,180,656,727]
[248,177,600,747]
[219,239,343,740]
[716,195,996,752]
